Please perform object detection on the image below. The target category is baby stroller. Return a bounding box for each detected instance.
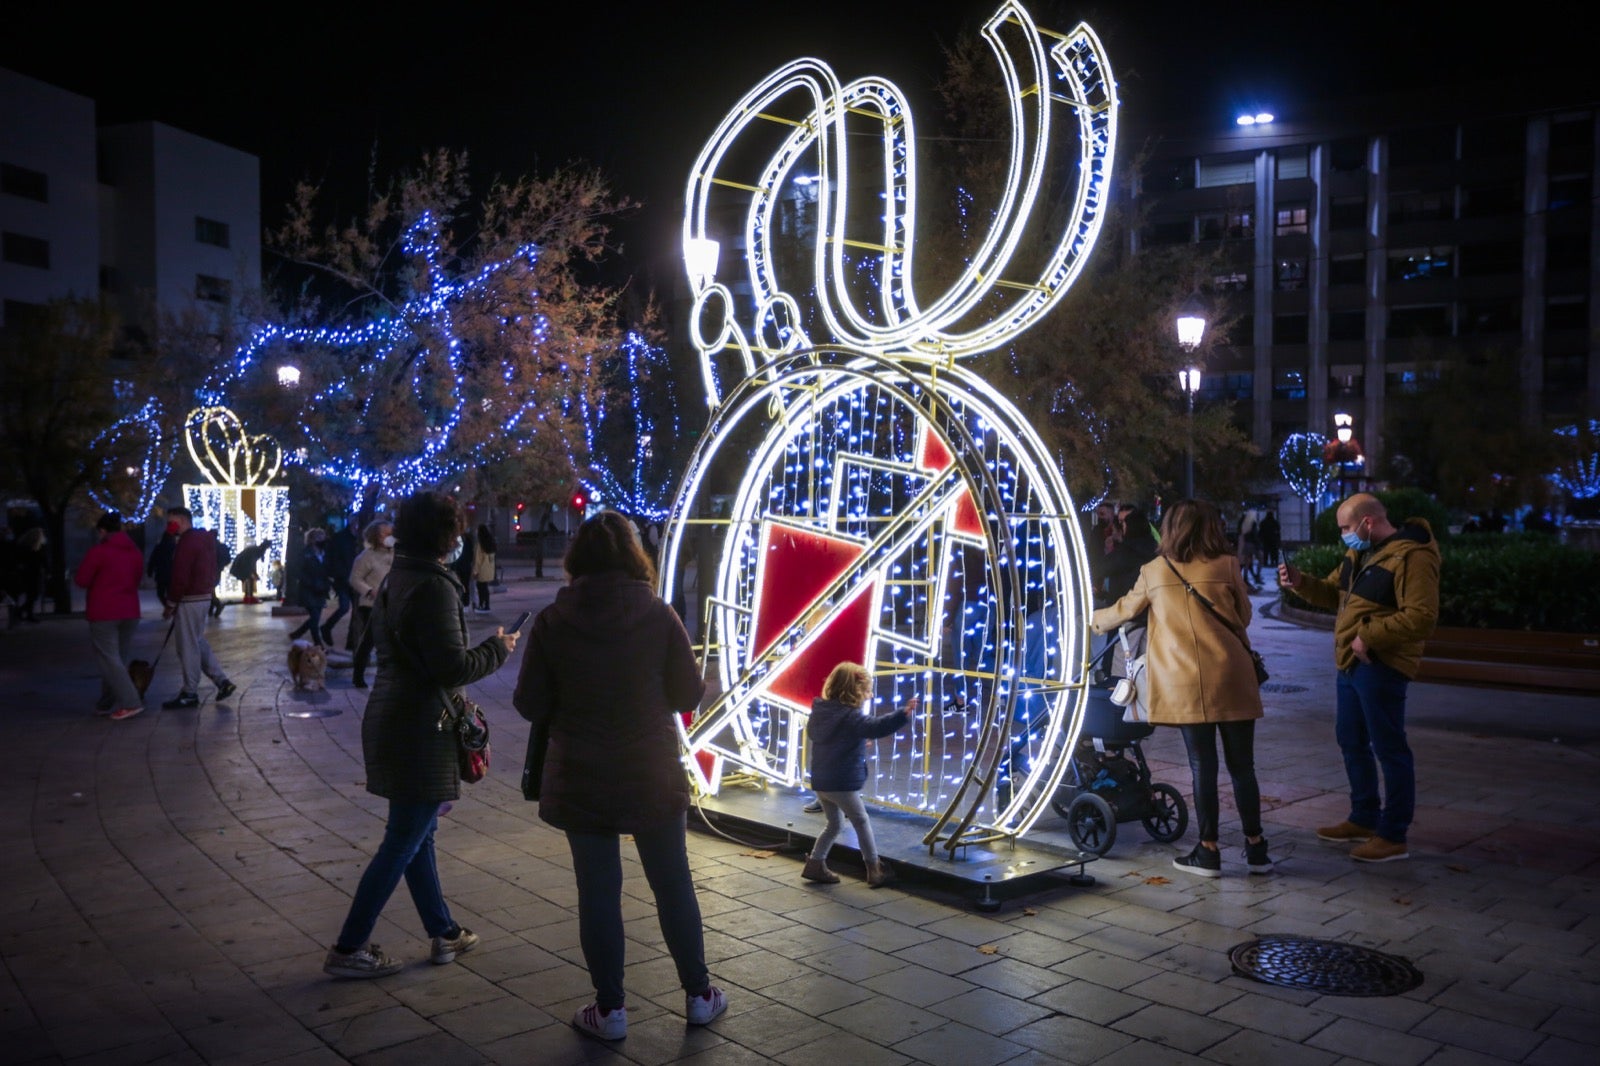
[1052,633,1188,856]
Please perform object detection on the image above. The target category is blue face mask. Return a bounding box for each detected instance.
[1341,525,1371,552]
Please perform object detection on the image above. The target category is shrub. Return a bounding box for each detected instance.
[1311,487,1453,545]
[1282,538,1600,632]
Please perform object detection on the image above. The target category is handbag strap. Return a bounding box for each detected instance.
[1163,556,1255,654]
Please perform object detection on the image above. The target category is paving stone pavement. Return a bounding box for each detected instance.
[2,561,1597,1065]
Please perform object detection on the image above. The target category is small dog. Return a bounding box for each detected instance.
[288,640,328,691]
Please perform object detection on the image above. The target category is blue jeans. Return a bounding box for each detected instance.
[566,814,709,1011]
[336,801,455,951]
[1335,660,1414,842]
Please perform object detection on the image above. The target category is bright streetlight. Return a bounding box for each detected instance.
[1176,295,1207,498]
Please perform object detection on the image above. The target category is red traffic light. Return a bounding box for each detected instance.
[571,492,587,511]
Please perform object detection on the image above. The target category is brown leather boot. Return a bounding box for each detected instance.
[865,859,896,888]
[801,857,839,884]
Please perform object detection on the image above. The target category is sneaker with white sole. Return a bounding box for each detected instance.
[686,986,728,1025]
[572,1002,627,1040]
[430,926,479,964]
[1244,837,1273,874]
[1172,843,1222,877]
[323,943,402,979]
[1351,836,1409,863]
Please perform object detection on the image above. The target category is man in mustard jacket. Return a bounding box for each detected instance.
[1280,493,1440,863]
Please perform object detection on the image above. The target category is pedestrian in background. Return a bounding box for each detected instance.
[347,520,395,690]
[449,524,474,607]
[1259,508,1282,567]
[1279,492,1439,864]
[288,529,332,647]
[514,511,726,1041]
[472,524,496,612]
[15,526,47,622]
[161,508,235,709]
[323,491,516,979]
[1093,498,1271,877]
[323,518,359,648]
[146,520,176,607]
[75,512,144,720]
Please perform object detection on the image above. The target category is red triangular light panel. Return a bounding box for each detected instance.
[751,522,866,659]
[766,583,875,708]
[914,424,983,538]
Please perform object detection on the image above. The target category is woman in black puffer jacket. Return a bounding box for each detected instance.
[322,492,516,980]
[514,511,726,1041]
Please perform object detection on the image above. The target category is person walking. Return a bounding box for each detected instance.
[322,519,359,647]
[323,492,517,978]
[1259,508,1282,567]
[160,508,235,709]
[513,511,726,1042]
[471,524,496,612]
[347,520,395,689]
[15,526,47,621]
[801,662,918,887]
[1237,509,1263,589]
[1279,492,1440,863]
[147,521,176,607]
[1092,498,1272,877]
[449,524,474,607]
[74,512,145,720]
[288,529,332,647]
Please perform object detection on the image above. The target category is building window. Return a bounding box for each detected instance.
[195,217,231,248]
[1388,305,1451,338]
[1550,116,1593,152]
[1274,314,1309,344]
[1276,259,1306,291]
[1388,247,1453,282]
[1146,156,1195,191]
[1213,271,1250,292]
[1197,372,1253,402]
[1547,298,1588,331]
[195,274,232,304]
[1197,152,1255,188]
[1330,136,1366,173]
[1273,368,1307,400]
[1330,309,1365,341]
[1329,370,1364,399]
[1549,175,1589,212]
[1,231,50,269]
[1275,205,1309,236]
[1229,314,1255,346]
[1389,190,1450,224]
[1330,255,1364,287]
[1143,218,1191,245]
[1330,196,1365,230]
[1,163,48,202]
[1461,299,1519,334]
[1459,240,1520,277]
[1276,147,1308,180]
[1460,181,1520,219]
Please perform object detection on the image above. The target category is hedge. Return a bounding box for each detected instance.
[1284,537,1600,632]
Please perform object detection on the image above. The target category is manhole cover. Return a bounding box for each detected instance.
[1260,682,1308,694]
[1229,936,1422,996]
[282,708,343,719]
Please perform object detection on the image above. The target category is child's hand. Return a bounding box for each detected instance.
[902,696,919,717]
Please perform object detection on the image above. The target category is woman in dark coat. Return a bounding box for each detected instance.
[323,492,516,979]
[513,511,726,1042]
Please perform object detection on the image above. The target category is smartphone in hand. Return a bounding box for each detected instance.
[509,610,532,634]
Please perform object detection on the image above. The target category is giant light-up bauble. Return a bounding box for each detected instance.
[660,1,1117,853]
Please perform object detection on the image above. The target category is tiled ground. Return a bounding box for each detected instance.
[2,564,1596,1064]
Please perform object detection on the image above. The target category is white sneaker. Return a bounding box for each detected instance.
[686,986,728,1025]
[572,1002,626,1040]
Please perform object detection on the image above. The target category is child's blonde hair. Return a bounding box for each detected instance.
[822,662,872,705]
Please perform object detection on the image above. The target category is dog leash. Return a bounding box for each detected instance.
[149,618,176,670]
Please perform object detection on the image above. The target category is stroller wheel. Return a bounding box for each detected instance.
[1065,793,1117,856]
[1141,782,1189,843]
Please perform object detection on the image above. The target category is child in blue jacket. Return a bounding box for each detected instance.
[802,662,918,887]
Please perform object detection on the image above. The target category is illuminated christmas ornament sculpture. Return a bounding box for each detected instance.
[181,406,291,598]
[659,1,1117,853]
[88,398,177,523]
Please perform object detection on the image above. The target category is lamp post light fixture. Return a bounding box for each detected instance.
[276,364,301,388]
[683,238,720,291]
[1175,295,1207,498]
[1329,411,1365,500]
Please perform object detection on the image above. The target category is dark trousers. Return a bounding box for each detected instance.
[324,587,353,644]
[351,605,375,679]
[335,801,455,951]
[566,814,710,1011]
[288,595,326,646]
[1335,660,1414,842]
[1178,720,1262,844]
[475,581,490,610]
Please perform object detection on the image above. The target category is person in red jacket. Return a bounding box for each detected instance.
[161,507,236,709]
[74,512,146,720]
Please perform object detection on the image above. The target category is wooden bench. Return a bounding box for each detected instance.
[1419,627,1600,694]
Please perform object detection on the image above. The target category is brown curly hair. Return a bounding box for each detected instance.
[564,511,656,584]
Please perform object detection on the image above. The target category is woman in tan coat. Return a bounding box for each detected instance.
[1092,499,1271,877]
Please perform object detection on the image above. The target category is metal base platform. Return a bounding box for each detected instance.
[689,783,1099,911]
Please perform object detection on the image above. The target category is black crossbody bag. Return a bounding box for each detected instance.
[1164,557,1270,686]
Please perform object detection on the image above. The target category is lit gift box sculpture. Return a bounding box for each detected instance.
[661,1,1117,854]
[181,406,291,600]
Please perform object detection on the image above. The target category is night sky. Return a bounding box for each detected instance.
[4,1,1585,282]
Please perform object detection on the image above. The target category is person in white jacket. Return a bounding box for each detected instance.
[347,520,395,689]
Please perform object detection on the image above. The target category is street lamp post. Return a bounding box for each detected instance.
[1175,295,1207,499]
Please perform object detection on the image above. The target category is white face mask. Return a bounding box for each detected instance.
[442,536,464,565]
[382,535,396,548]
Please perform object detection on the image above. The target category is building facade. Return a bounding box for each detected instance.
[1130,91,1598,474]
